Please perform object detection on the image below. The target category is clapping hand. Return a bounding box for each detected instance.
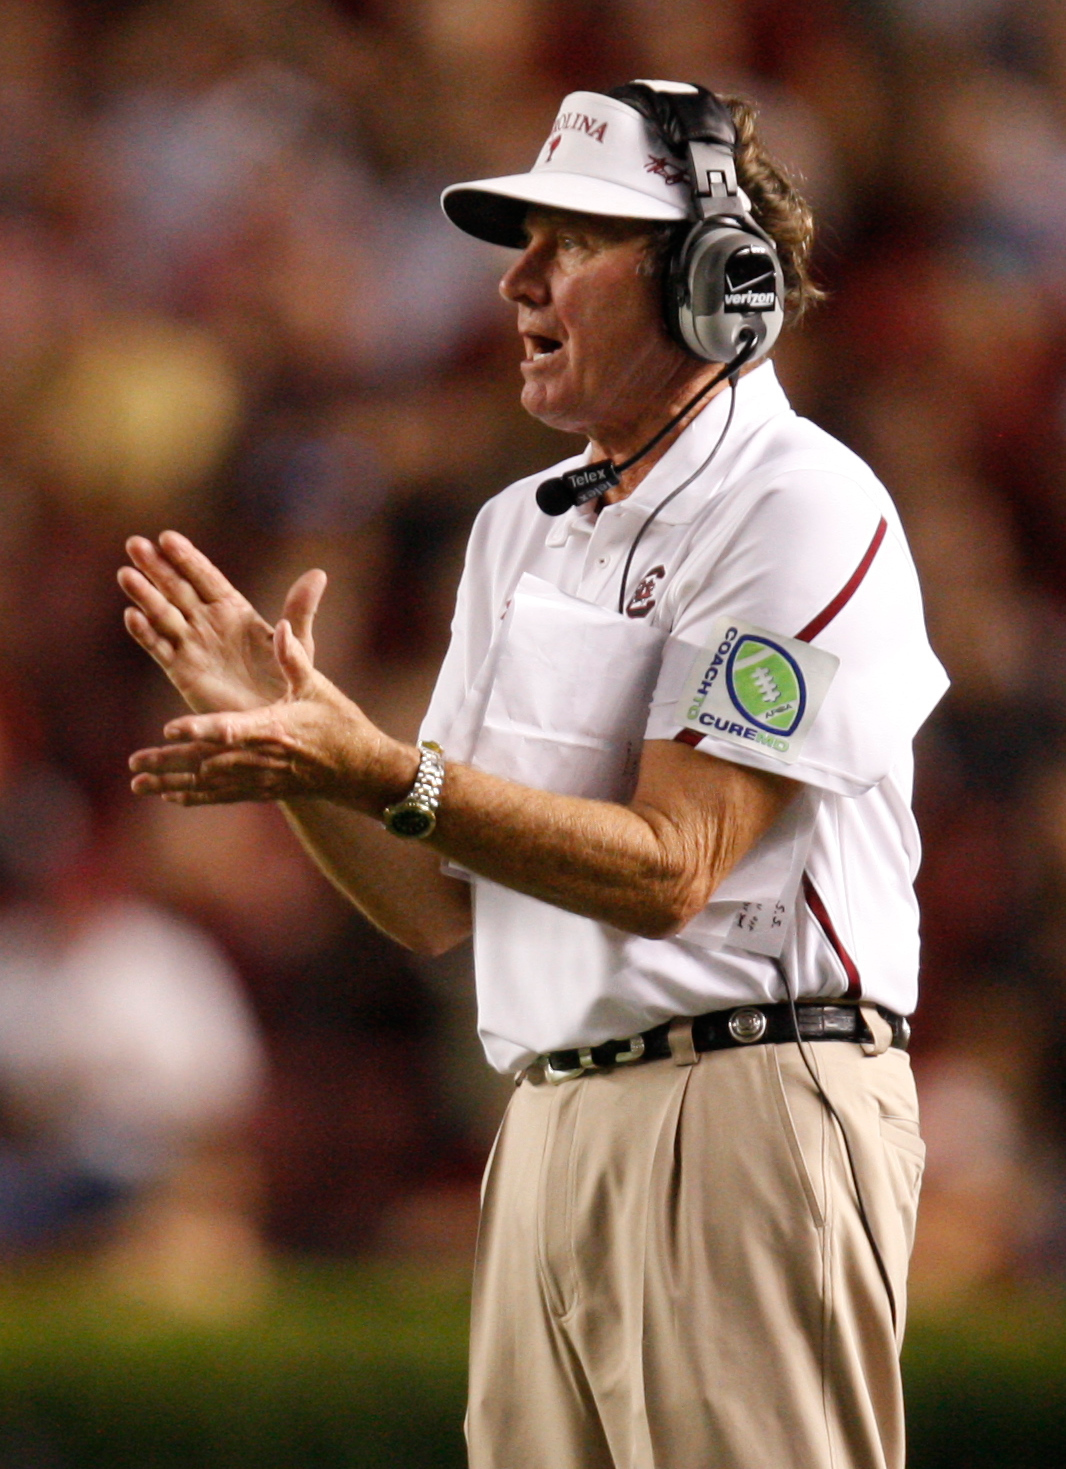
[121,533,411,813]
[118,530,327,714]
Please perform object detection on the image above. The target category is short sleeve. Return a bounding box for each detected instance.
[419,569,475,750]
[644,470,948,797]
[418,497,500,752]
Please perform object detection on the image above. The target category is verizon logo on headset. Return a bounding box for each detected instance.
[723,251,776,314]
[725,289,775,310]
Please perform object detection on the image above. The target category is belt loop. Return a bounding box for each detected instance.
[859,1005,893,1056]
[668,1018,699,1067]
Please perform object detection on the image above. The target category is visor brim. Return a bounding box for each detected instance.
[441,173,689,247]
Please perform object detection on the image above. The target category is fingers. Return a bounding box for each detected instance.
[162,705,285,747]
[123,532,246,620]
[130,739,225,775]
[124,536,205,618]
[134,762,293,796]
[157,530,241,605]
[130,740,297,803]
[282,569,327,658]
[118,566,189,644]
[123,606,176,667]
[275,620,317,698]
[133,769,196,795]
[131,741,219,796]
[161,787,275,806]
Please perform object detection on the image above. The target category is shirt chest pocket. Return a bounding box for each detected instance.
[472,573,667,803]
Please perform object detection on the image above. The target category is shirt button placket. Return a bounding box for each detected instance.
[583,515,626,601]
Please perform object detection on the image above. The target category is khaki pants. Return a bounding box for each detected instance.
[467,1038,924,1469]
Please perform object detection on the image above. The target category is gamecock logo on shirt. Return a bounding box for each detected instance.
[625,565,665,619]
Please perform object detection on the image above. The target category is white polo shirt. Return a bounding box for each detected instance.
[421,363,948,1073]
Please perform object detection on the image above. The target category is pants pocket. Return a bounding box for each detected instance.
[769,1047,826,1231]
[878,1113,925,1259]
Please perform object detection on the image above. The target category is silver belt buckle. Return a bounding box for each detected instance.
[544,1062,586,1085]
[614,1034,646,1065]
[543,1035,646,1083]
[544,1046,596,1085]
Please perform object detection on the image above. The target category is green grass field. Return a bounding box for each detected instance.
[0,1264,1060,1467]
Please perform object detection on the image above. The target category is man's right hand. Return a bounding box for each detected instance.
[118,531,327,715]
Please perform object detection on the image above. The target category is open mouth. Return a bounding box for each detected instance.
[526,333,563,361]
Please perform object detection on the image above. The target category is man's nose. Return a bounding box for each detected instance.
[499,244,550,305]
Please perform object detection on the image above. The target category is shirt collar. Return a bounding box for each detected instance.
[544,360,789,546]
[544,490,597,545]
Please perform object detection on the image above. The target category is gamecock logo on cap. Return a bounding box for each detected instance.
[645,155,688,187]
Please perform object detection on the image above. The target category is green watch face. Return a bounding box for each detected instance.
[388,805,435,839]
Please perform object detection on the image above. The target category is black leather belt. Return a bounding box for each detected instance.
[537,1002,910,1084]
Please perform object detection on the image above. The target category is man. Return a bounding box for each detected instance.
[120,81,946,1469]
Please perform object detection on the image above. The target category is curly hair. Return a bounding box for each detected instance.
[615,89,824,324]
[726,96,824,321]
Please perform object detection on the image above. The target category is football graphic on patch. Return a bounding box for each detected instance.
[726,635,807,736]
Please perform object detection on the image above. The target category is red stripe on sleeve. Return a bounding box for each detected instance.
[802,874,861,997]
[795,516,887,644]
[672,515,888,746]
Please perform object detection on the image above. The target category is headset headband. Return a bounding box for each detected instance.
[608,82,735,151]
[607,82,745,222]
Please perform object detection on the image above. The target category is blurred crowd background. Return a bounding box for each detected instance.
[0,0,1060,1316]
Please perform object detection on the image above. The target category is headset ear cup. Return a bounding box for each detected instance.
[665,222,784,364]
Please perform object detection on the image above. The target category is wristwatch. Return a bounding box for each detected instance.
[382,741,446,839]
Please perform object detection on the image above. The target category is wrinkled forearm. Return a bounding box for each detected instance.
[285,737,713,944]
[283,796,472,956]
[423,761,754,939]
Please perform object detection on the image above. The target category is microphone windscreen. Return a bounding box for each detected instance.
[535,476,573,516]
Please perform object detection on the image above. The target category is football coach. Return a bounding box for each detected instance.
[120,80,947,1469]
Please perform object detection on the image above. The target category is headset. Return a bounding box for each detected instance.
[609,80,785,366]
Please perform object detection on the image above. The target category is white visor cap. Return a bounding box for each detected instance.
[441,91,695,247]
